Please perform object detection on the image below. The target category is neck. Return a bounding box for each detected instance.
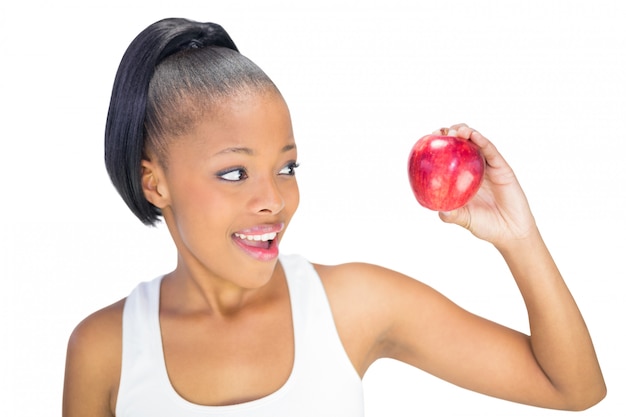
[161,254,283,318]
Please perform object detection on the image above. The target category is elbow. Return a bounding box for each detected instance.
[561,382,607,412]
[579,385,607,411]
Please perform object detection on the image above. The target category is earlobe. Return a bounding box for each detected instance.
[141,160,169,208]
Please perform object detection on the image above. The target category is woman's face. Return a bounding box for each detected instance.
[144,89,300,289]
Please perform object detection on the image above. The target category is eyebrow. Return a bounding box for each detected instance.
[213,143,296,157]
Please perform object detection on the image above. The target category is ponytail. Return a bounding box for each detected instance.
[104,18,238,226]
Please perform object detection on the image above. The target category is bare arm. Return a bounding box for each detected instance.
[438,124,606,409]
[325,125,605,411]
[498,225,605,408]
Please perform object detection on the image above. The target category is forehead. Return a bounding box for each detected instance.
[171,89,295,156]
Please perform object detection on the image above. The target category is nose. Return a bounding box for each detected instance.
[250,175,285,215]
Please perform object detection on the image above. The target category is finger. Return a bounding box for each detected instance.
[455,125,478,140]
[439,207,472,230]
[434,124,470,138]
[448,123,470,139]
[450,122,469,132]
[454,126,508,170]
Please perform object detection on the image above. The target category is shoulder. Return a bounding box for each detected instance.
[313,261,434,305]
[67,298,125,359]
[313,261,448,323]
[313,261,470,338]
[63,299,125,416]
[312,262,442,374]
[313,262,398,330]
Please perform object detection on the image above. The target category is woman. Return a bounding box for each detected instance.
[62,17,606,416]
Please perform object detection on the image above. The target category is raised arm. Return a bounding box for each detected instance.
[439,124,605,408]
[325,125,606,411]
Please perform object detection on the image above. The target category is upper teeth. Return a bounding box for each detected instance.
[235,232,277,242]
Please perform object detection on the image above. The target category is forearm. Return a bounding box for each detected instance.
[497,227,606,409]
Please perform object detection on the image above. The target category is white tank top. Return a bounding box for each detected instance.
[116,254,364,416]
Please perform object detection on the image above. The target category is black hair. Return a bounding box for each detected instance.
[104,18,276,226]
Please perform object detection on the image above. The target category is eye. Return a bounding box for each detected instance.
[278,161,300,176]
[217,167,248,182]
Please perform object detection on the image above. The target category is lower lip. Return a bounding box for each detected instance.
[232,236,280,261]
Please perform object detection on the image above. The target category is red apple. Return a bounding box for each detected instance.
[408,134,485,211]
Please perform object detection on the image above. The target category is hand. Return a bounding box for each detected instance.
[437,124,537,248]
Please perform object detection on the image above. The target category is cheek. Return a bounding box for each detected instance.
[170,180,212,215]
[167,179,229,235]
[168,192,234,262]
[286,181,300,214]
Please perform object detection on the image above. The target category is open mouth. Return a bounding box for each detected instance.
[231,224,283,262]
[233,231,277,250]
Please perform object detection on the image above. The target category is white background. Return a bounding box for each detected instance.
[1,0,624,415]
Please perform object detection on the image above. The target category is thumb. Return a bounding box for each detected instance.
[439,207,472,230]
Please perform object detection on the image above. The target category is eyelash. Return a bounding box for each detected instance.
[279,161,300,176]
[217,162,299,182]
[217,167,248,182]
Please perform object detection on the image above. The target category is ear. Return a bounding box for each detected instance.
[141,159,170,208]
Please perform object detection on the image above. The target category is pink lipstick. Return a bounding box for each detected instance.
[232,223,284,261]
